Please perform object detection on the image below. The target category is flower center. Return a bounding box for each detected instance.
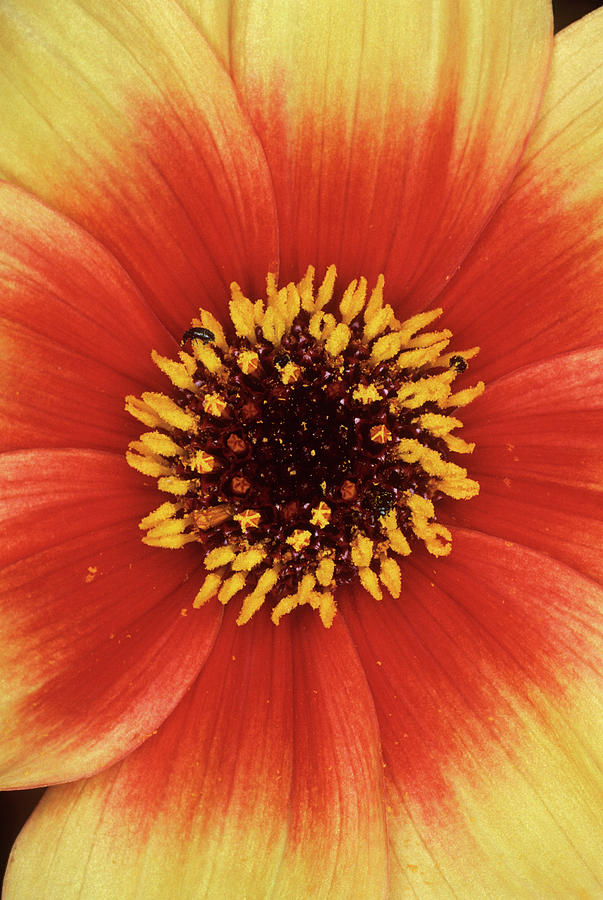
[126,266,483,627]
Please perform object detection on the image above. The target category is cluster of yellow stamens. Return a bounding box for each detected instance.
[126,265,483,626]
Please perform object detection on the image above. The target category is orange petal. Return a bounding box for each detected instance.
[0,450,221,788]
[441,8,603,381]
[0,0,277,333]
[344,534,602,896]
[4,605,388,897]
[0,186,176,453]
[228,0,551,299]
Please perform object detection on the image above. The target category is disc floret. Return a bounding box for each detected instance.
[126,266,483,627]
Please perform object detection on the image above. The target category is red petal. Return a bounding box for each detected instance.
[440,9,603,380]
[344,534,602,894]
[0,0,277,332]
[0,450,221,788]
[449,348,603,582]
[5,605,388,896]
[0,185,175,453]
[230,0,551,298]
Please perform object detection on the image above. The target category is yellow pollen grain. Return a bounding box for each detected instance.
[204,546,236,570]
[193,573,223,608]
[443,433,476,454]
[407,494,452,557]
[271,574,317,625]
[143,532,196,549]
[353,384,380,404]
[316,557,335,587]
[144,517,188,540]
[352,533,374,568]
[396,372,454,409]
[287,530,312,552]
[414,413,463,437]
[285,282,301,325]
[142,392,197,433]
[151,350,196,391]
[237,567,280,625]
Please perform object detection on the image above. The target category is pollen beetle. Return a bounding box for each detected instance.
[181,327,215,345]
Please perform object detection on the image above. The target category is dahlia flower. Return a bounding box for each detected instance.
[0,0,601,896]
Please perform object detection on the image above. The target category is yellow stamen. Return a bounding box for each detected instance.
[139,501,181,530]
[151,350,196,391]
[232,546,267,572]
[191,343,223,375]
[262,305,286,346]
[229,284,257,343]
[316,556,335,587]
[204,546,236,570]
[237,568,280,625]
[193,573,223,608]
[443,380,486,408]
[125,451,171,479]
[379,556,402,598]
[139,431,182,458]
[218,572,246,605]
[359,567,382,601]
[351,533,374,568]
[157,475,191,496]
[142,392,197,432]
